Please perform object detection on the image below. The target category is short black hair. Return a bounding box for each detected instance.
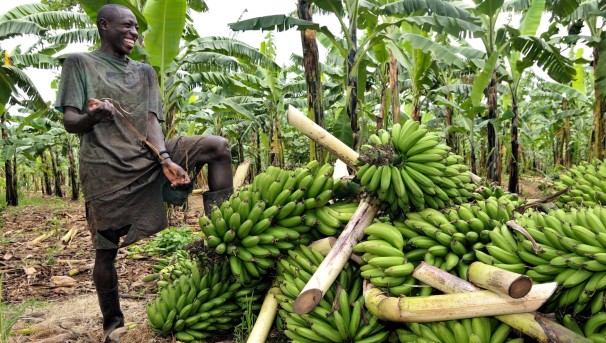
[96,4,130,29]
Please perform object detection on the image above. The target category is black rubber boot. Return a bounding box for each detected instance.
[97,286,125,342]
[203,187,233,215]
[162,181,194,206]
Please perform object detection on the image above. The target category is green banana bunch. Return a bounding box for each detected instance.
[275,245,388,343]
[354,196,523,296]
[199,161,345,282]
[472,182,524,206]
[357,121,477,214]
[554,159,606,207]
[354,221,418,295]
[561,313,606,342]
[303,200,359,238]
[495,206,606,315]
[142,250,200,289]
[146,261,248,339]
[397,317,517,343]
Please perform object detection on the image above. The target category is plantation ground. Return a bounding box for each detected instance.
[0,175,554,343]
[1,195,209,343]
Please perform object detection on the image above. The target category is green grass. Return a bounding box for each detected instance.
[0,193,72,218]
[233,293,258,343]
[0,274,21,343]
[127,226,203,256]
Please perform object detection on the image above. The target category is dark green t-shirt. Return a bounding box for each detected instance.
[55,50,163,201]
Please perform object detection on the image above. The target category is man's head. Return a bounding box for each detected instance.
[97,4,139,58]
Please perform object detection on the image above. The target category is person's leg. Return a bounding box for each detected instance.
[166,136,233,212]
[93,226,129,342]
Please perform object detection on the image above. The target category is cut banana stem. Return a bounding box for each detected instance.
[364,280,554,323]
[287,105,359,168]
[309,237,363,265]
[470,173,482,185]
[246,287,280,343]
[233,160,251,189]
[308,237,337,256]
[467,262,532,299]
[294,198,379,314]
[412,262,590,343]
[61,227,78,245]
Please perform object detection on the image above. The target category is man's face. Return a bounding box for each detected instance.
[100,8,139,57]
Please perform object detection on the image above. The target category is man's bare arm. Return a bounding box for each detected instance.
[63,100,115,134]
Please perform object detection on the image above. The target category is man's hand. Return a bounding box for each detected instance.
[161,160,191,188]
[86,98,116,123]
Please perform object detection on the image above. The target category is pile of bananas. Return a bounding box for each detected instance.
[146,261,268,341]
[554,159,606,207]
[560,313,606,342]
[355,196,522,296]
[396,318,520,343]
[499,207,606,316]
[303,200,358,238]
[472,182,523,204]
[355,222,420,296]
[356,120,476,214]
[141,250,199,289]
[199,161,359,282]
[274,245,388,343]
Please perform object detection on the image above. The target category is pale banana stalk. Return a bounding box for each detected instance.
[413,262,591,343]
[467,261,532,299]
[293,197,379,314]
[287,105,359,168]
[246,287,280,343]
[363,280,555,322]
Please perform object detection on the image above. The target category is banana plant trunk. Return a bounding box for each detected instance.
[411,93,421,122]
[5,157,17,206]
[298,0,326,162]
[377,66,388,130]
[594,45,606,159]
[508,95,519,193]
[389,51,400,124]
[66,138,79,201]
[563,97,571,167]
[2,112,17,206]
[347,16,358,148]
[487,71,499,183]
[445,94,455,153]
[50,146,63,198]
[41,152,52,195]
[272,107,285,167]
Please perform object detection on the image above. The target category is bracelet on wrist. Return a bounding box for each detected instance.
[160,156,171,165]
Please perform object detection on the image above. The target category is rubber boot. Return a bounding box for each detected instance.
[203,187,233,215]
[162,181,194,206]
[97,286,126,342]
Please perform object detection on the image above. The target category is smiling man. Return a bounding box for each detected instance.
[55,4,233,342]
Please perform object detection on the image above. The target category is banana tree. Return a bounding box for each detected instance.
[497,0,577,192]
[503,0,545,193]
[467,0,506,183]
[554,0,606,159]
[297,0,326,162]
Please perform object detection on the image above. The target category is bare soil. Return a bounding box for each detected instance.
[1,194,209,343]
